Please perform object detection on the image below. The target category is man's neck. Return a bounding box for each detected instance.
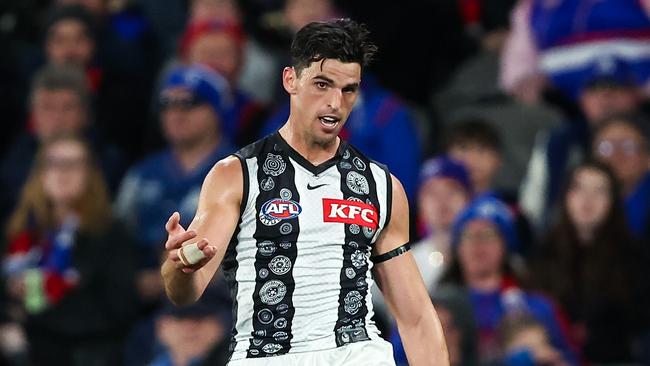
[278,122,340,166]
[173,136,219,173]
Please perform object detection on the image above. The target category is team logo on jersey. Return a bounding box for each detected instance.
[259,199,302,226]
[344,291,363,315]
[323,198,378,229]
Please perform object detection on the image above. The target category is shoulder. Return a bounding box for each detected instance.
[233,133,275,160]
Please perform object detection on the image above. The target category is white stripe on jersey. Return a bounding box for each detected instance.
[232,157,261,356]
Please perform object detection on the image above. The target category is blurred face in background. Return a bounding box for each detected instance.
[32,88,86,141]
[448,144,501,193]
[160,87,219,150]
[41,140,89,207]
[157,315,224,361]
[285,0,335,32]
[56,0,106,14]
[579,86,639,126]
[457,220,505,281]
[187,31,241,84]
[593,121,649,192]
[190,0,240,22]
[419,178,470,233]
[46,19,95,67]
[566,167,612,236]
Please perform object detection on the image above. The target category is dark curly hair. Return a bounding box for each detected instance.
[290,18,378,76]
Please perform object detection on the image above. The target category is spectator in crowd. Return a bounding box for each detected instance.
[1,133,137,366]
[391,286,478,366]
[179,20,267,146]
[412,157,473,290]
[149,284,232,366]
[501,0,650,103]
[115,64,237,303]
[373,156,472,333]
[498,315,572,366]
[44,5,100,89]
[0,64,126,225]
[260,74,423,200]
[532,160,647,362]
[444,120,534,256]
[445,120,502,196]
[591,114,650,238]
[520,60,644,230]
[391,196,577,365]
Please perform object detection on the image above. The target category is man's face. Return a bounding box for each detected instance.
[160,88,219,149]
[283,59,361,147]
[579,86,639,126]
[32,88,86,141]
[46,19,95,67]
[448,143,501,193]
[418,178,470,232]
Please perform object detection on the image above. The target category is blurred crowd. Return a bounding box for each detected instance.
[1,0,650,365]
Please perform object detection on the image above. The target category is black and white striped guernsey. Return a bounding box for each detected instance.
[221,132,392,360]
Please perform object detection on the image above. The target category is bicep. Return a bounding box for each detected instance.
[187,157,244,288]
[372,175,431,322]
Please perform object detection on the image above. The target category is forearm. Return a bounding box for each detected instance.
[161,259,198,306]
[397,305,449,366]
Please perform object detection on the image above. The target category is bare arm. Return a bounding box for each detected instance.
[161,156,243,305]
[373,175,449,366]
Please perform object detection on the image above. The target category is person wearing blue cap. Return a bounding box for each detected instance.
[441,196,577,365]
[413,156,473,292]
[115,64,237,304]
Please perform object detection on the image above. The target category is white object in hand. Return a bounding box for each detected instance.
[179,243,206,266]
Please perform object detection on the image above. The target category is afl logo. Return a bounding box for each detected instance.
[259,199,302,226]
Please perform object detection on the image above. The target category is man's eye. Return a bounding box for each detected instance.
[316,82,327,89]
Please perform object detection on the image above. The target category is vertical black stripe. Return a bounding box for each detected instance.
[247,146,300,358]
[332,150,381,346]
[223,154,249,359]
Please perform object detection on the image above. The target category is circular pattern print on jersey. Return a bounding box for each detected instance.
[262,343,282,354]
[279,188,292,200]
[339,162,353,170]
[263,153,286,176]
[268,255,292,276]
[273,331,289,342]
[343,149,351,159]
[252,338,263,346]
[349,224,360,235]
[346,171,370,195]
[260,280,287,305]
[363,226,374,239]
[344,291,363,315]
[257,309,274,324]
[345,267,356,279]
[351,250,366,269]
[260,177,275,191]
[274,317,287,329]
[257,241,276,256]
[276,304,289,315]
[279,223,292,235]
[259,268,269,279]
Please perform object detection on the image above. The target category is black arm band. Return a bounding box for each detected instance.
[371,243,411,264]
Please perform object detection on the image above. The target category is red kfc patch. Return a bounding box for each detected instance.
[322,198,378,229]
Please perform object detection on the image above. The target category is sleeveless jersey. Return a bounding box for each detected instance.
[222,132,393,360]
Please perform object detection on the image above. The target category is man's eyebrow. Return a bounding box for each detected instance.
[313,75,334,84]
[343,82,360,90]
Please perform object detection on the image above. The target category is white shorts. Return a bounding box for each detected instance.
[228,340,396,366]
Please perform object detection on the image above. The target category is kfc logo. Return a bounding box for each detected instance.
[323,199,378,229]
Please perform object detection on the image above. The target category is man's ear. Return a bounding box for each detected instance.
[282,67,298,95]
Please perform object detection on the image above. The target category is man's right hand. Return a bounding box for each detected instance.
[164,212,217,274]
